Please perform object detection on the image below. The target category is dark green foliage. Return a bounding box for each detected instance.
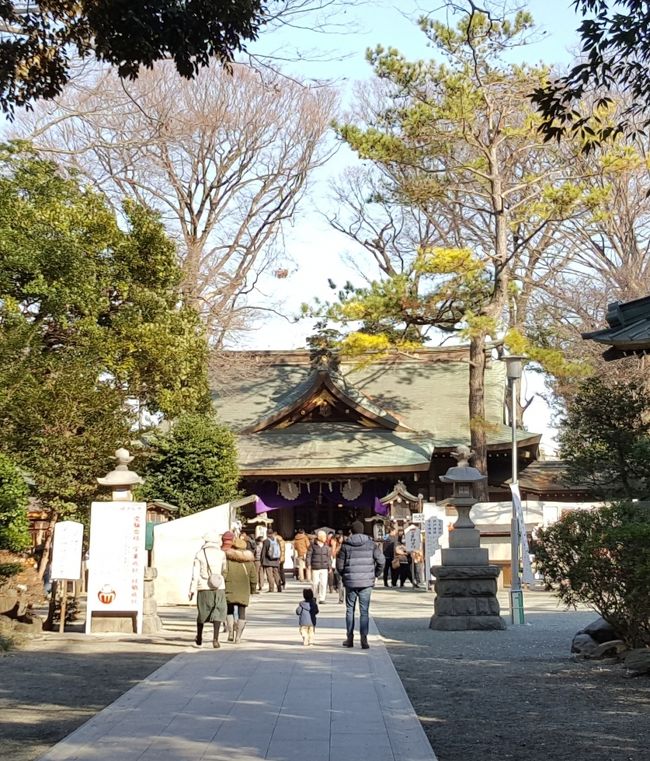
[0,1,265,114]
[0,143,210,525]
[532,502,650,648]
[138,414,240,517]
[0,562,24,581]
[558,377,650,500]
[532,1,650,144]
[0,453,30,552]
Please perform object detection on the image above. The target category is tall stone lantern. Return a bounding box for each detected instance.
[429,446,505,631]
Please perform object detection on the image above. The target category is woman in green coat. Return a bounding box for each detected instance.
[224,537,257,643]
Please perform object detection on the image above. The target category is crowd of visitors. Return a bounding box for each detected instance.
[189,521,422,650]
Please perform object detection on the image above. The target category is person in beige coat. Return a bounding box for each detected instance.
[189,532,227,648]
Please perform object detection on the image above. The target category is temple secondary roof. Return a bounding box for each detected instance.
[237,424,435,476]
[211,347,540,475]
[583,295,650,360]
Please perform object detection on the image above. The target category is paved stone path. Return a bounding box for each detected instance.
[37,583,437,761]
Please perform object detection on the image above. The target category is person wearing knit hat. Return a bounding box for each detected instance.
[221,531,234,550]
[336,521,385,649]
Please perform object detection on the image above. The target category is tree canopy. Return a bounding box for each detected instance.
[558,377,650,500]
[137,414,240,517]
[315,9,586,476]
[0,143,210,532]
[0,453,30,553]
[532,1,650,143]
[0,0,266,114]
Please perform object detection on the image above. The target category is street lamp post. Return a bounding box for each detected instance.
[501,355,525,624]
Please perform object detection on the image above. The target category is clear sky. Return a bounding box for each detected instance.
[236,1,584,452]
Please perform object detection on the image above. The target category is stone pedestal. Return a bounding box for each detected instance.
[429,450,506,631]
[429,565,505,630]
[142,567,163,634]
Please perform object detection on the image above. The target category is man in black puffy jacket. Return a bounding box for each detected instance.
[336,521,385,649]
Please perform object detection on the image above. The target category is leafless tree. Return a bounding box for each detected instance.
[20,63,336,346]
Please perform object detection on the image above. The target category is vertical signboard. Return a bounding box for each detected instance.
[85,501,146,634]
[51,521,84,580]
[404,525,422,552]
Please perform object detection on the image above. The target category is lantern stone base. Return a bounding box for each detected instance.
[429,565,506,631]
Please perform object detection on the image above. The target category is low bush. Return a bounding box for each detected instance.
[0,562,23,583]
[532,502,650,648]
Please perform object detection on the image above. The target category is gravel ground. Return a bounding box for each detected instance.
[1,590,648,761]
[371,586,650,761]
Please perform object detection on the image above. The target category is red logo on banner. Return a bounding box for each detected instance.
[98,586,116,604]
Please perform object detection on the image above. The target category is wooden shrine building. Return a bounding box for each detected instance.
[211,347,542,537]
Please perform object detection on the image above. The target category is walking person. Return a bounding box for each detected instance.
[254,535,265,591]
[293,528,310,581]
[331,531,345,603]
[336,521,385,649]
[261,529,282,592]
[188,532,227,648]
[394,541,416,587]
[295,587,319,646]
[307,530,331,604]
[383,530,397,587]
[276,531,287,591]
[224,535,257,644]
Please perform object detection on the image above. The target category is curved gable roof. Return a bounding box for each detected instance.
[241,365,409,433]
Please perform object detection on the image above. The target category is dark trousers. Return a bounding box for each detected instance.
[278,563,286,589]
[398,563,414,587]
[383,559,393,586]
[345,586,372,639]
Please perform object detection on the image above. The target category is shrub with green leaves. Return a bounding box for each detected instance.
[532,502,650,648]
[137,414,240,517]
[0,454,30,552]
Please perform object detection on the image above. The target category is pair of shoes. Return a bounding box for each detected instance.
[342,638,354,648]
[360,637,369,650]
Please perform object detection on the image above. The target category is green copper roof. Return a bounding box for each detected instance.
[212,348,540,456]
[583,296,650,360]
[237,424,435,475]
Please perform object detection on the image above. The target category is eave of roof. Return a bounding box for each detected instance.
[237,426,435,476]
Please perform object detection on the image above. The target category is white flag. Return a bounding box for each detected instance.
[510,484,536,585]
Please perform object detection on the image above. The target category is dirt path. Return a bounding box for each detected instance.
[0,608,194,761]
[1,591,648,761]
[371,587,650,761]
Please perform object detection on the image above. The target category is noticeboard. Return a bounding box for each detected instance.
[85,502,146,634]
[51,521,84,580]
[404,526,422,552]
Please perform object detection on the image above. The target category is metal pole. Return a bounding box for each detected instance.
[509,375,524,624]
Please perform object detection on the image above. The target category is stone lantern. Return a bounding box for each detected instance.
[96,448,143,500]
[93,449,162,634]
[429,445,505,631]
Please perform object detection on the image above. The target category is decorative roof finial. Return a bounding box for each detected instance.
[452,444,474,468]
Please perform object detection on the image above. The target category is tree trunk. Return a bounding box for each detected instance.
[37,512,57,579]
[469,332,489,500]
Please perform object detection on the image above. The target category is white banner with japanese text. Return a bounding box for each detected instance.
[85,502,146,634]
[51,521,84,580]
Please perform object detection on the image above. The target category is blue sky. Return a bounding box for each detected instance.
[242,1,585,452]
